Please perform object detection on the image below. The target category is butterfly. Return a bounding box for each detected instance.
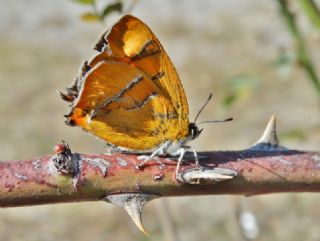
[61,15,225,175]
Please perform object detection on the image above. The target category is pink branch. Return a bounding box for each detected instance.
[0,148,319,207]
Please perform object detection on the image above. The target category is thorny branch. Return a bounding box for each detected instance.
[0,116,319,234]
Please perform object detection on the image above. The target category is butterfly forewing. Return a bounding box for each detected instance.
[104,16,188,123]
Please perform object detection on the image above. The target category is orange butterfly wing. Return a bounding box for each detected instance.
[64,15,189,150]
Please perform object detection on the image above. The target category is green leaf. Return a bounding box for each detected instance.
[73,0,95,5]
[80,12,100,22]
[101,2,123,19]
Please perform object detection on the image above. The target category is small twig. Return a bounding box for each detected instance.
[298,0,320,29]
[277,0,320,96]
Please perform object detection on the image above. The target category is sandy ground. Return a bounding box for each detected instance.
[0,0,319,240]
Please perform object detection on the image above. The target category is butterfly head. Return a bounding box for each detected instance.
[188,123,203,140]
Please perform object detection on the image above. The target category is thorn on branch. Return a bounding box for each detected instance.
[250,115,287,151]
[105,193,160,236]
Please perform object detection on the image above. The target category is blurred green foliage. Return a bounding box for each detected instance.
[274,50,296,79]
[222,76,261,108]
[74,0,123,22]
[298,0,320,29]
[277,0,320,96]
[74,0,95,4]
[280,129,307,141]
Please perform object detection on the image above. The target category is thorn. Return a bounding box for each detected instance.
[250,115,288,151]
[105,193,159,236]
[254,115,279,145]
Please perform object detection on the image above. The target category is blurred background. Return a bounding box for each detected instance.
[0,0,319,240]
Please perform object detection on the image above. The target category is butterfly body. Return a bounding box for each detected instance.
[62,15,201,170]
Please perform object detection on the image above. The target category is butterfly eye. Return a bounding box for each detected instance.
[188,123,201,140]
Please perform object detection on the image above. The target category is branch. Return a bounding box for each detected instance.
[0,116,319,234]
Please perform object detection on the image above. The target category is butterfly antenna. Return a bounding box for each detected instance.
[198,117,233,125]
[194,93,213,123]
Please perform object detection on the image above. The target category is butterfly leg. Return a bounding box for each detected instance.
[175,148,186,177]
[175,148,202,177]
[136,143,168,169]
[191,148,207,170]
[191,148,200,167]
